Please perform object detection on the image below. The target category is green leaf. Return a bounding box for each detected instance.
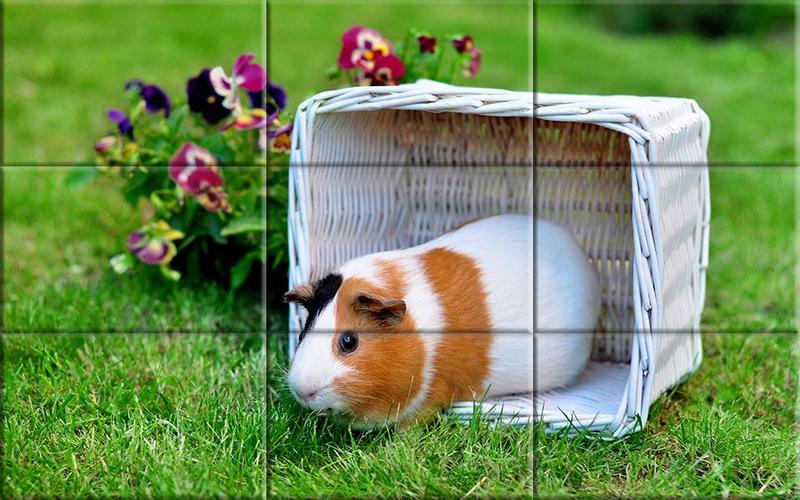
[159,265,181,281]
[221,216,266,236]
[64,167,98,188]
[198,133,235,164]
[167,105,189,137]
[207,213,227,243]
[122,170,157,206]
[230,253,256,290]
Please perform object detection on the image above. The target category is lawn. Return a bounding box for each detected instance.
[267,3,797,498]
[3,333,266,497]
[535,5,795,164]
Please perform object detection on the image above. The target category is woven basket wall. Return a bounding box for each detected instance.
[286,82,710,437]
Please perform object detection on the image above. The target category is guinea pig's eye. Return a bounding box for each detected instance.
[338,331,359,354]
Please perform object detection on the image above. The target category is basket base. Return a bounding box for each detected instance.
[447,361,633,435]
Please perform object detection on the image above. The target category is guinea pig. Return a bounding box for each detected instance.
[285,214,600,429]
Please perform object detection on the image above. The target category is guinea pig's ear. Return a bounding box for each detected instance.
[353,293,406,326]
[283,283,314,308]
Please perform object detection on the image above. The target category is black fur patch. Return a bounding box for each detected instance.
[298,273,343,341]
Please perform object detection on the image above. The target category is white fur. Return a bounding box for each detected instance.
[288,215,600,417]
[533,219,600,391]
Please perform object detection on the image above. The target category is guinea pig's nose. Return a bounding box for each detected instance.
[306,390,317,400]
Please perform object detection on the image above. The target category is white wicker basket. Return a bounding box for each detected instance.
[285,81,710,438]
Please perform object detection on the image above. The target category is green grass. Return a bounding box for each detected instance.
[536,5,795,163]
[267,338,533,498]
[2,1,264,163]
[703,167,796,332]
[2,167,266,496]
[538,333,798,495]
[3,333,266,497]
[3,167,262,332]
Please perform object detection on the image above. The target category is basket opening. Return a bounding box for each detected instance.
[310,110,532,165]
[536,119,631,166]
[536,165,634,363]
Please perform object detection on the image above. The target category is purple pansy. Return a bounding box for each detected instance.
[266,76,286,124]
[127,220,184,265]
[249,89,265,110]
[108,108,133,139]
[125,79,171,117]
[186,68,233,124]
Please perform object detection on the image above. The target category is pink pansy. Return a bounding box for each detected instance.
[338,26,393,72]
[465,48,481,77]
[355,53,406,86]
[209,53,266,109]
[168,145,231,212]
[95,135,118,153]
[169,143,218,169]
[221,106,268,132]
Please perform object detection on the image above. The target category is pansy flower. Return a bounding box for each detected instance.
[127,220,184,265]
[95,135,118,154]
[266,76,286,124]
[451,35,481,78]
[249,89,265,110]
[187,68,233,124]
[452,34,475,53]
[355,53,405,86]
[338,26,393,72]
[417,35,437,54]
[268,123,293,153]
[209,53,267,110]
[169,146,231,212]
[125,80,171,117]
[464,48,481,77]
[230,107,268,131]
[107,109,134,139]
[169,143,218,168]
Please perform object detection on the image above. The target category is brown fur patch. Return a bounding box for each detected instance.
[331,261,424,422]
[420,248,492,412]
[283,283,314,303]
